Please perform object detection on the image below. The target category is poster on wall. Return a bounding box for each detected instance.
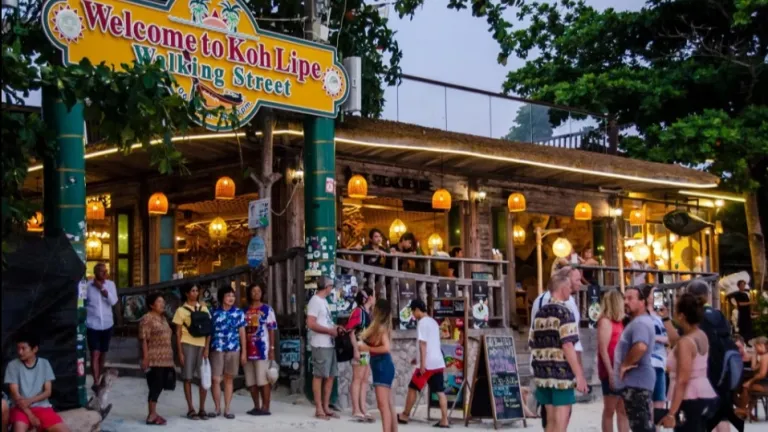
[334,274,357,318]
[398,278,418,330]
[431,297,467,409]
[471,280,489,329]
[437,279,457,299]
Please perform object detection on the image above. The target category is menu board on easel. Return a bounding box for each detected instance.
[430,297,468,410]
[466,335,526,429]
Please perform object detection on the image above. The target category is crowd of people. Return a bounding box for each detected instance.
[530,263,768,432]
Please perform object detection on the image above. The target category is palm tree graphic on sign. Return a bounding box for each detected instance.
[219,1,242,32]
[189,0,210,23]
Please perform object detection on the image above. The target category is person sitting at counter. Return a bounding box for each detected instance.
[387,232,417,271]
[361,229,387,267]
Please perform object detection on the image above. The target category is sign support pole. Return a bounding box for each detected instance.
[42,87,88,407]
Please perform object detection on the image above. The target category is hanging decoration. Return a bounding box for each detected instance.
[574,202,593,221]
[389,218,407,243]
[427,233,444,252]
[631,243,651,262]
[552,237,573,258]
[507,192,526,212]
[86,200,105,220]
[715,220,723,234]
[347,174,368,199]
[629,208,646,226]
[86,236,103,260]
[148,192,169,215]
[432,188,452,210]
[215,176,236,200]
[27,212,43,232]
[513,225,526,245]
[209,217,228,241]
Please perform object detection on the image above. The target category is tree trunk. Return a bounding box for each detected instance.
[745,191,766,291]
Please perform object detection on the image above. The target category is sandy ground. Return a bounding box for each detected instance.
[100,377,767,432]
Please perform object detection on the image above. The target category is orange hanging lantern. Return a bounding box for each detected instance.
[574,202,592,220]
[432,188,451,210]
[629,208,646,226]
[513,224,526,245]
[215,176,236,200]
[148,192,169,216]
[86,200,105,220]
[27,212,43,232]
[209,217,228,241]
[507,192,526,212]
[347,174,368,199]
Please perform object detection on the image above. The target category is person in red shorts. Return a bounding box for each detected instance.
[397,299,450,428]
[4,332,70,432]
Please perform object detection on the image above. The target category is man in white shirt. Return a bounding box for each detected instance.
[86,263,118,391]
[398,299,449,428]
[306,275,342,420]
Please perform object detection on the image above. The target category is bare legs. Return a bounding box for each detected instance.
[212,376,234,415]
[183,381,207,417]
[212,377,222,414]
[2,399,8,431]
[398,388,418,423]
[350,364,370,418]
[375,386,397,432]
[90,350,105,387]
[602,395,629,432]
[545,405,572,432]
[312,376,334,418]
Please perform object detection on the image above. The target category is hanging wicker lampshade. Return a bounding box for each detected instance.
[209,217,228,241]
[513,224,526,245]
[215,176,236,200]
[629,208,645,226]
[148,192,169,215]
[86,200,105,220]
[427,233,444,252]
[552,237,573,258]
[507,192,526,212]
[86,236,103,260]
[389,218,407,243]
[432,188,451,210]
[574,202,592,220]
[347,174,368,199]
[27,212,43,232]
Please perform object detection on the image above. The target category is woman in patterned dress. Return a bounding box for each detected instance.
[139,293,175,425]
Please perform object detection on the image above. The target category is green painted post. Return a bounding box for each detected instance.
[302,116,339,404]
[42,88,88,407]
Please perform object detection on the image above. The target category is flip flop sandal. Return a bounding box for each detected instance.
[365,415,375,423]
[224,413,235,420]
[146,416,167,425]
[351,414,367,422]
[185,410,199,420]
[198,411,209,420]
[314,413,331,421]
[433,422,451,428]
[397,415,409,425]
[208,412,219,418]
[326,411,340,419]
[247,408,262,416]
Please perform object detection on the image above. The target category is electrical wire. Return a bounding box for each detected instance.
[336,0,347,48]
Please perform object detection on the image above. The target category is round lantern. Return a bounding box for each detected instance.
[631,243,651,262]
[574,202,592,221]
[86,200,105,220]
[507,192,526,212]
[209,217,228,241]
[347,174,368,199]
[432,188,452,210]
[148,192,169,215]
[513,225,526,245]
[629,209,645,226]
[427,233,444,252]
[215,176,236,200]
[86,236,103,260]
[27,212,43,233]
[552,237,573,258]
[389,218,407,243]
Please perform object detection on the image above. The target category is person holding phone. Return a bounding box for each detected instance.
[642,285,669,423]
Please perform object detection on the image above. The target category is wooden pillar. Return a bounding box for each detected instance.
[466,179,481,262]
[506,212,518,328]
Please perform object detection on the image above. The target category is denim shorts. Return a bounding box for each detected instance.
[370,353,395,388]
[652,368,666,403]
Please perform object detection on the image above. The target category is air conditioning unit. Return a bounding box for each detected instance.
[342,56,362,114]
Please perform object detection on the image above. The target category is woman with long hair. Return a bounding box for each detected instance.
[358,299,398,432]
[597,289,629,432]
[346,288,376,422]
[660,293,718,432]
[735,336,768,420]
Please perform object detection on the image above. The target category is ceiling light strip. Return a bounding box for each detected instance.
[678,190,746,202]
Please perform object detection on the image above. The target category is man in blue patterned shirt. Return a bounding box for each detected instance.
[210,286,246,419]
[530,271,588,432]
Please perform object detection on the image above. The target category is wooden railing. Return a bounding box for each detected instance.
[114,247,305,334]
[336,249,509,328]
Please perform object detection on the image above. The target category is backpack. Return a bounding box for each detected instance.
[183,305,212,338]
[700,306,742,391]
[335,329,354,363]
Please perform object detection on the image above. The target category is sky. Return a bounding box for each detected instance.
[19,0,646,140]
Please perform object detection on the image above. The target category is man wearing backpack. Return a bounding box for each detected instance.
[686,280,744,432]
[173,284,213,421]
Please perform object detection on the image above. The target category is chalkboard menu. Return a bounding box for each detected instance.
[467,335,526,429]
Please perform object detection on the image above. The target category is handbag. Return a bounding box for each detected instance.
[335,330,354,363]
[163,367,177,391]
[200,358,212,390]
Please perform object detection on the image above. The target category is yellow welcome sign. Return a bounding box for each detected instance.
[43,0,349,130]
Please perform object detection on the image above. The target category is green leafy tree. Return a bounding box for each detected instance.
[489,0,768,286]
[503,104,554,142]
